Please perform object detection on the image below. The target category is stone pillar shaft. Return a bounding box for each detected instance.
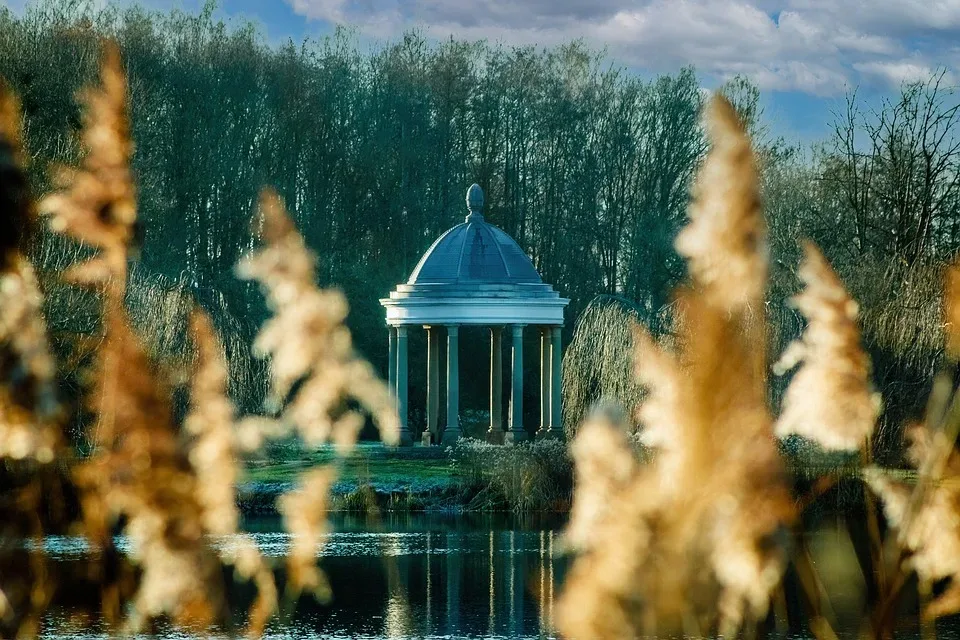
[443,325,461,444]
[396,326,412,445]
[425,326,440,444]
[489,327,504,443]
[388,326,397,395]
[506,324,526,443]
[539,328,550,433]
[550,326,562,436]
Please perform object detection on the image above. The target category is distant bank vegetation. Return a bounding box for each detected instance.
[1,1,957,457]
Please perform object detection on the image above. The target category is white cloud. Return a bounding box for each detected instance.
[853,60,957,88]
[8,0,946,95]
[287,0,351,23]
[787,0,960,34]
[4,0,954,95]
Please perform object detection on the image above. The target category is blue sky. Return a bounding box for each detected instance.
[6,0,959,145]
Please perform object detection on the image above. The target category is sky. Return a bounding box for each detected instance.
[4,0,959,144]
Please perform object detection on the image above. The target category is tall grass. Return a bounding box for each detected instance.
[555,95,960,640]
[0,44,397,637]
[451,438,572,512]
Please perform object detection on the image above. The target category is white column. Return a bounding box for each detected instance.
[396,326,412,446]
[506,324,527,444]
[442,325,461,444]
[549,326,562,437]
[388,326,397,396]
[539,327,550,436]
[425,326,440,445]
[488,327,504,443]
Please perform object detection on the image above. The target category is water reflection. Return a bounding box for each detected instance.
[313,514,565,639]
[40,512,567,639]
[489,530,495,636]
[32,512,956,639]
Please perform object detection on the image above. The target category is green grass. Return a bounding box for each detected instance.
[237,439,923,517]
[238,439,574,513]
[241,441,922,489]
[242,442,460,488]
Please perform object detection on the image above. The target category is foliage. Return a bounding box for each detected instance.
[560,295,648,436]
[564,75,960,454]
[0,1,710,424]
[450,437,572,512]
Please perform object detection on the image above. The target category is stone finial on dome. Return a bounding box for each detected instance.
[465,183,484,222]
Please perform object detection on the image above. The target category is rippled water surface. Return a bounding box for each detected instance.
[40,513,567,639]
[37,513,960,639]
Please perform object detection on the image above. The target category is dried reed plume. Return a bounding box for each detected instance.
[0,77,62,638]
[186,309,277,636]
[277,468,336,598]
[237,189,400,594]
[631,323,683,456]
[563,407,640,552]
[73,306,225,632]
[862,260,960,624]
[774,241,880,451]
[0,262,60,462]
[865,424,960,618]
[25,42,402,634]
[0,83,59,462]
[42,45,227,632]
[186,310,242,538]
[236,189,399,450]
[556,411,658,639]
[40,43,135,299]
[675,95,767,311]
[558,95,794,639]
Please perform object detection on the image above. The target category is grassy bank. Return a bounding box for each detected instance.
[238,439,572,515]
[238,438,922,517]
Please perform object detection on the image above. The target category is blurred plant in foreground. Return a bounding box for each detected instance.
[236,188,399,599]
[559,91,960,640]
[863,260,960,633]
[557,95,891,639]
[0,42,399,637]
[558,96,798,638]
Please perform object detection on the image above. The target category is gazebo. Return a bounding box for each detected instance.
[381,184,570,446]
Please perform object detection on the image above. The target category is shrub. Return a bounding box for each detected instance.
[450,437,572,512]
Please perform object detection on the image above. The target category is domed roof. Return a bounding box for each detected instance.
[382,183,568,327]
[407,185,542,285]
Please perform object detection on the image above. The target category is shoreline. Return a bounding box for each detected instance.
[237,477,475,515]
[237,439,920,516]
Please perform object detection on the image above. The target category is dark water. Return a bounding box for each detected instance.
[35,513,960,639]
[40,512,568,639]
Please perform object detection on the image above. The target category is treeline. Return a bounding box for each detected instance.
[0,1,709,416]
[2,1,958,450]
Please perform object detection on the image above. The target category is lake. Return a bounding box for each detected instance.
[34,511,959,639]
[39,513,568,639]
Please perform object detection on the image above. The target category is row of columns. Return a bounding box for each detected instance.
[387,324,563,445]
